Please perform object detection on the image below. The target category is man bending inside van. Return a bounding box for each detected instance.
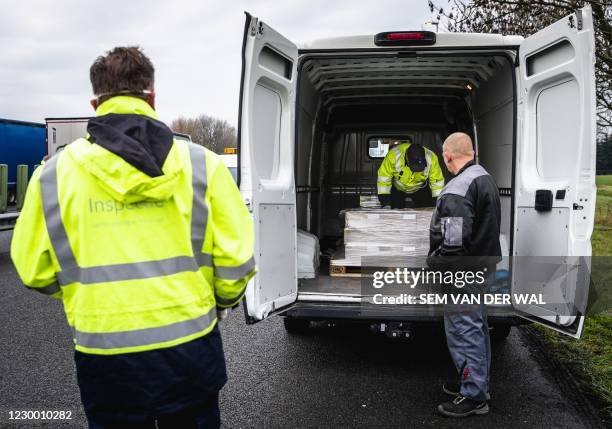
[377,139,445,208]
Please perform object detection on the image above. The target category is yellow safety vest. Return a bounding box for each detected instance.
[377,143,445,197]
[11,97,255,355]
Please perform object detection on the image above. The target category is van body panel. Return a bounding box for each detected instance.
[239,13,299,322]
[300,33,524,51]
[513,5,596,338]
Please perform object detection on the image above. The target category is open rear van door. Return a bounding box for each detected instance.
[513,5,596,338]
[238,13,298,323]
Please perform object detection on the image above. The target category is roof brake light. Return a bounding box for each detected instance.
[387,32,426,40]
[374,31,436,46]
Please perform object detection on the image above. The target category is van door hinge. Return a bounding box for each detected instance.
[250,19,263,37]
[576,9,583,31]
[243,197,252,210]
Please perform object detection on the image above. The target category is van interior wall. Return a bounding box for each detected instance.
[296,71,324,234]
[471,56,514,245]
[317,116,465,239]
[296,53,515,258]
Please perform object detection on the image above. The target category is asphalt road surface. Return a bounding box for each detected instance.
[0,230,604,428]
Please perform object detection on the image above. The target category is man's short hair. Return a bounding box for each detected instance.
[443,132,475,157]
[90,46,154,104]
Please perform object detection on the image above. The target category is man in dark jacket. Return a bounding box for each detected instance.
[427,132,501,418]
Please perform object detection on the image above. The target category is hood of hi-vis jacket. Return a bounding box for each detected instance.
[70,96,179,204]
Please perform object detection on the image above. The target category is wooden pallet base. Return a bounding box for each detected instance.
[329,264,364,277]
[330,263,403,278]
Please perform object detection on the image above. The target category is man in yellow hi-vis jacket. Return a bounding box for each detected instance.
[11,47,255,428]
[377,140,445,208]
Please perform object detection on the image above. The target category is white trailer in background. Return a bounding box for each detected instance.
[45,118,193,157]
[219,148,238,182]
[46,117,90,157]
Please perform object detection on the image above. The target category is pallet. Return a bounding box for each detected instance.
[329,264,363,277]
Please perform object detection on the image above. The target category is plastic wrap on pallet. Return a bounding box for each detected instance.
[330,246,430,267]
[298,229,320,278]
[331,208,434,266]
[345,242,430,260]
[344,227,429,247]
[343,208,434,229]
[359,195,381,209]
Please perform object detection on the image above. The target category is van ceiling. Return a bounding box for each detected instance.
[302,54,509,109]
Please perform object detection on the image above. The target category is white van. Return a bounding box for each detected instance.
[238,6,596,339]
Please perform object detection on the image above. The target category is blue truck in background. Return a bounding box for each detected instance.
[0,118,47,230]
[1,117,192,231]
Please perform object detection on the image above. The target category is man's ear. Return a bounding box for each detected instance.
[443,151,452,166]
[90,99,98,110]
[147,91,156,110]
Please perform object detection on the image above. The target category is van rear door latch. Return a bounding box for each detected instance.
[573,203,584,210]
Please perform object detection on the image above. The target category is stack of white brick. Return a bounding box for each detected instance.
[340,208,433,265]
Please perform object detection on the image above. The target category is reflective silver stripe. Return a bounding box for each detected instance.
[195,252,213,267]
[442,217,464,247]
[57,256,201,285]
[377,176,392,183]
[432,189,442,197]
[424,149,432,176]
[40,144,212,286]
[27,282,61,295]
[75,306,216,349]
[39,155,79,271]
[393,147,402,173]
[440,164,489,197]
[378,185,392,194]
[393,180,421,193]
[188,143,209,266]
[431,180,445,189]
[214,256,256,280]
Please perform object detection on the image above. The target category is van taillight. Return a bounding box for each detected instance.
[387,33,425,40]
[374,31,436,46]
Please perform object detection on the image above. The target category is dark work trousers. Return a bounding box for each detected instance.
[76,325,227,429]
[390,183,435,208]
[443,286,491,402]
[87,394,220,428]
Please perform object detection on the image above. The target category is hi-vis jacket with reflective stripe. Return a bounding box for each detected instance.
[377,143,445,197]
[11,96,256,355]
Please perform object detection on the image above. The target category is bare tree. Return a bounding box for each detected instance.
[170,115,237,153]
[428,0,612,133]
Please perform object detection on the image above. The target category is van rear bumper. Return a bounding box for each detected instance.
[283,301,527,326]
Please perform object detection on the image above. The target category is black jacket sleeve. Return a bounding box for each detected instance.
[427,194,474,270]
[378,193,392,207]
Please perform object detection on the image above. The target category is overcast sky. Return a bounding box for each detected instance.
[1,0,432,127]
